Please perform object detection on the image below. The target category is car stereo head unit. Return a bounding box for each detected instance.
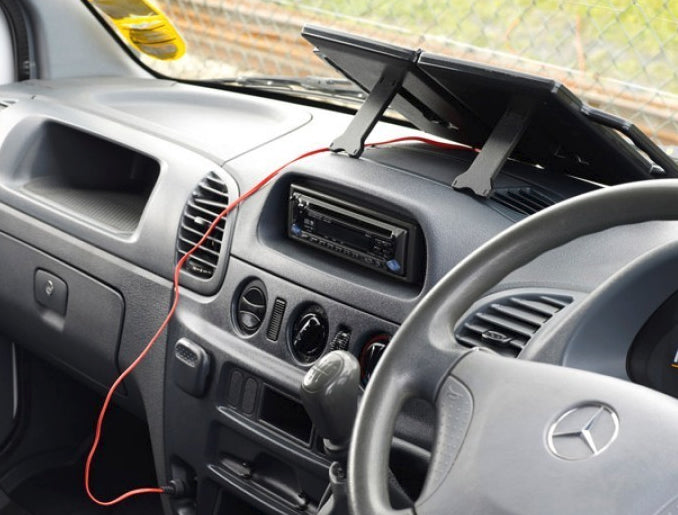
[287,184,423,283]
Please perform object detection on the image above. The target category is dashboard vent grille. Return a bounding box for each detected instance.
[491,187,558,216]
[455,294,573,357]
[177,172,229,279]
[236,281,268,335]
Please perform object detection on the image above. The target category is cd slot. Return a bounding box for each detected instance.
[307,202,393,238]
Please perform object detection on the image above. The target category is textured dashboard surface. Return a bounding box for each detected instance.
[0,74,677,515]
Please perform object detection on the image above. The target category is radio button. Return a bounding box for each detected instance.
[386,259,402,273]
[291,224,302,236]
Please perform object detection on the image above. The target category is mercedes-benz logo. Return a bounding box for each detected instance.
[547,403,619,460]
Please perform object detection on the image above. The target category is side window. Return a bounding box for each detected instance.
[0,10,15,84]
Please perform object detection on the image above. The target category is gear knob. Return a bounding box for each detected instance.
[300,350,360,445]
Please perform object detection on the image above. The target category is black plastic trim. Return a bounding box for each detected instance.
[0,0,33,80]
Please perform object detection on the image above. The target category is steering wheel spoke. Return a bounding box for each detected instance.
[348,321,466,515]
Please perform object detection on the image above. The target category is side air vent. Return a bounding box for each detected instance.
[455,294,573,357]
[490,187,559,216]
[236,280,268,335]
[177,172,229,279]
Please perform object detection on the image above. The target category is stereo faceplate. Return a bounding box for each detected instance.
[287,184,422,283]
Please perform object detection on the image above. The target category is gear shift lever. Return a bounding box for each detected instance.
[300,350,360,463]
[300,351,360,515]
[301,351,414,513]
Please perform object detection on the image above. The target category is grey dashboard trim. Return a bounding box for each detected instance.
[0,95,236,282]
[524,237,678,380]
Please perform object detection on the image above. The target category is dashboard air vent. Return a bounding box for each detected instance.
[455,294,573,357]
[236,280,268,335]
[177,172,229,279]
[490,187,559,216]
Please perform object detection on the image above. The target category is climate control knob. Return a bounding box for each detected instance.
[290,305,328,363]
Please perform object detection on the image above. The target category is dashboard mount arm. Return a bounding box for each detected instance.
[452,99,533,197]
[330,65,407,158]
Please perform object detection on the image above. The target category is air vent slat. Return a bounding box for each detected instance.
[493,194,531,215]
[474,313,536,338]
[193,197,229,211]
[490,303,547,327]
[176,249,217,269]
[508,297,561,316]
[238,296,265,313]
[177,243,220,263]
[505,193,543,212]
[456,293,573,357]
[539,295,571,308]
[456,334,483,347]
[180,223,223,245]
[178,236,221,257]
[186,201,228,222]
[204,175,226,187]
[516,189,551,207]
[196,183,229,199]
[463,322,493,335]
[490,187,560,216]
[177,171,229,279]
[183,214,225,235]
[460,323,528,348]
[177,232,221,250]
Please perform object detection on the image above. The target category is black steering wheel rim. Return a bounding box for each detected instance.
[348,179,678,514]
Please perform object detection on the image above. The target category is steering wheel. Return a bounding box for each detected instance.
[349,180,678,515]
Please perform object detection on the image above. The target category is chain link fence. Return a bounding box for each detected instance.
[146,0,678,148]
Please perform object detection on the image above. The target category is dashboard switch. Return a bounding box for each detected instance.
[266,297,287,341]
[34,269,68,316]
[173,338,211,397]
[386,259,402,273]
[329,329,351,352]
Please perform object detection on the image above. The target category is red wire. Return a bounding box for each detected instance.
[84,135,472,506]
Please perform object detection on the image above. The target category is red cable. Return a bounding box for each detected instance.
[84,135,472,506]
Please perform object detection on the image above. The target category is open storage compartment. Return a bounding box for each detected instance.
[16,121,160,234]
[259,385,313,444]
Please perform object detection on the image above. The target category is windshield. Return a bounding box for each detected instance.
[105,1,678,148]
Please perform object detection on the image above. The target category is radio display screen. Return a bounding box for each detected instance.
[316,219,371,252]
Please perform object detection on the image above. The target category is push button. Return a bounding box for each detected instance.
[34,269,68,316]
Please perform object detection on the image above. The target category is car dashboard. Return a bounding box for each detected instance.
[1,43,678,515]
